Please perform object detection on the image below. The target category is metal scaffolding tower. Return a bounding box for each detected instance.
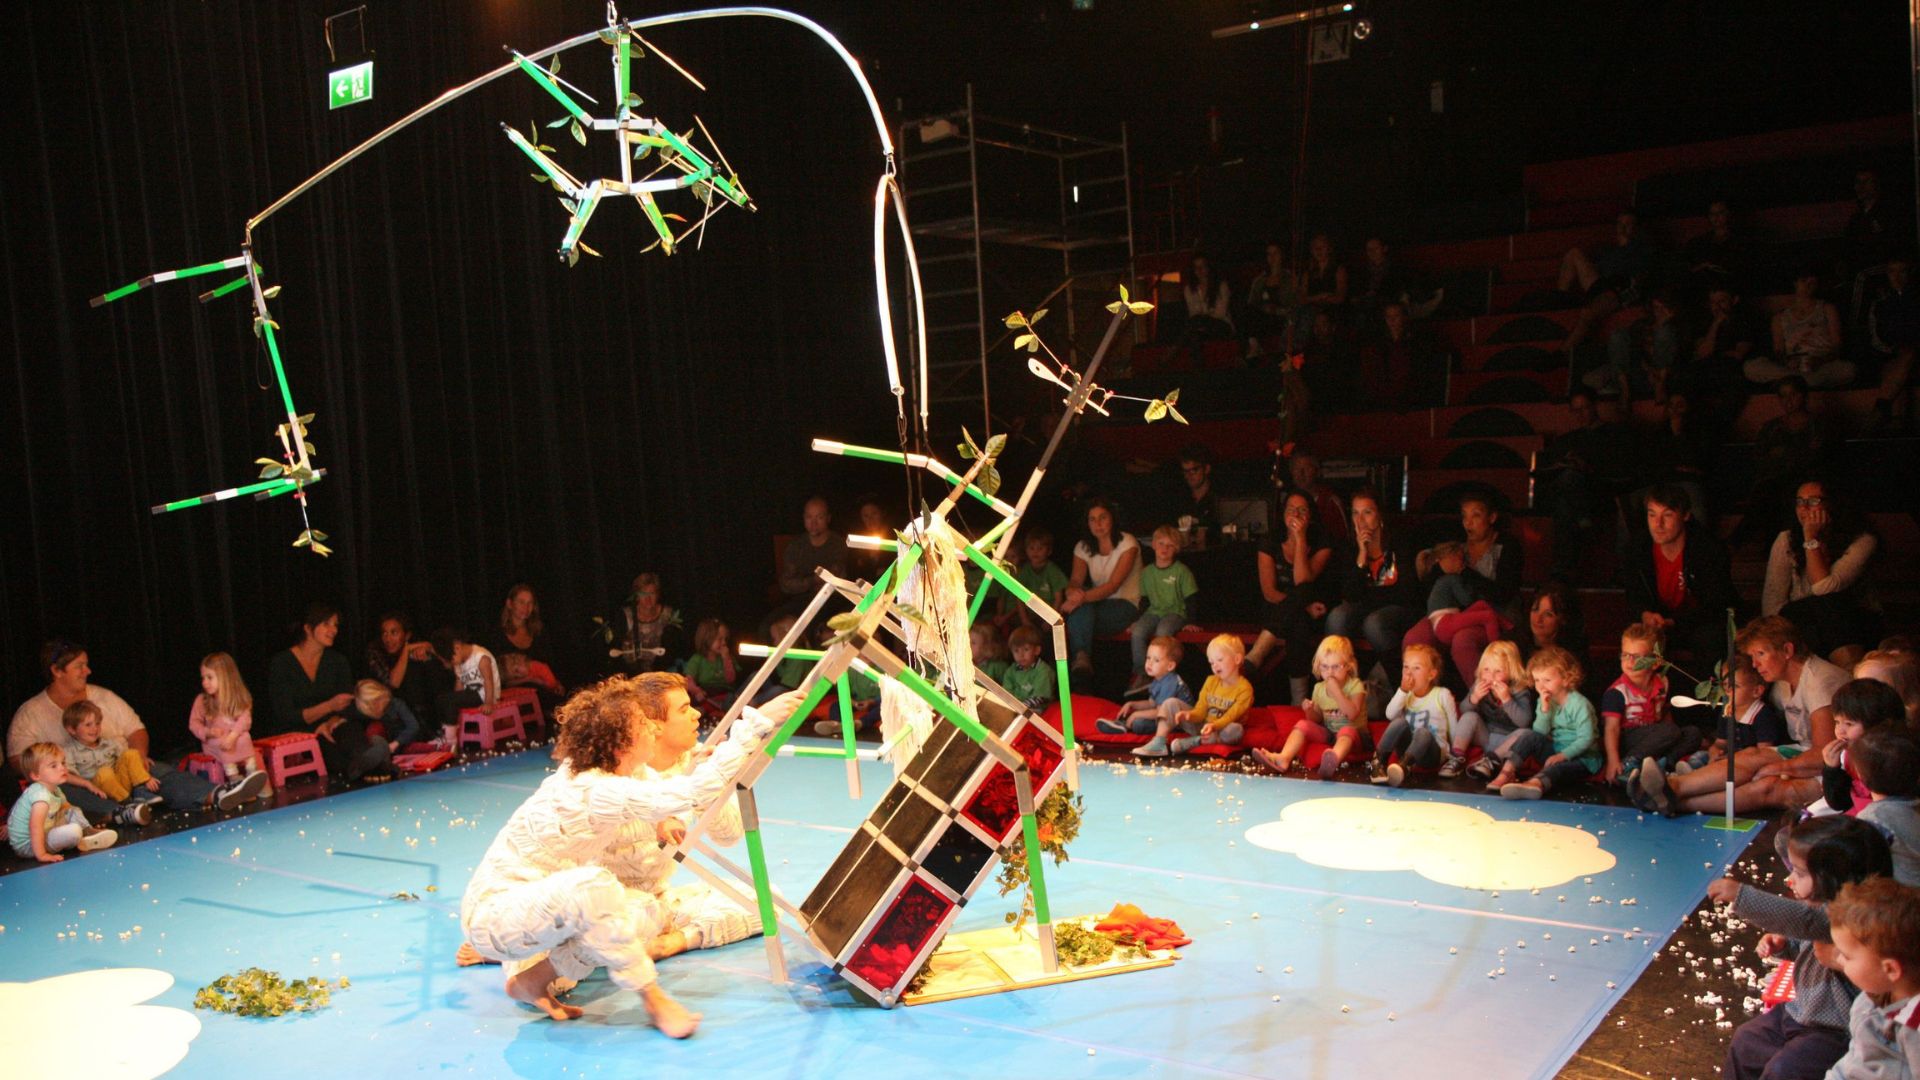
[898,86,1134,434]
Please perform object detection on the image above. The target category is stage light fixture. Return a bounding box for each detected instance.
[1212,3,1355,40]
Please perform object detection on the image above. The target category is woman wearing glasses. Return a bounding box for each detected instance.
[1761,479,1881,663]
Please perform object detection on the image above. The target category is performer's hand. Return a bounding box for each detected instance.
[656,818,687,846]
[740,690,808,739]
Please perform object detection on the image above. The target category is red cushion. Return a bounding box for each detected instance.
[1041,695,1137,744]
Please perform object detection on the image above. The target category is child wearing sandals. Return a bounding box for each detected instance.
[1253,634,1368,779]
[1133,634,1249,757]
[1370,643,1458,788]
[1456,641,1537,781]
[1481,646,1602,800]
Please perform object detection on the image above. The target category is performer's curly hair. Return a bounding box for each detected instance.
[555,672,686,772]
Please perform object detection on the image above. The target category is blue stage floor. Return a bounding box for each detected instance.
[0,748,1762,1079]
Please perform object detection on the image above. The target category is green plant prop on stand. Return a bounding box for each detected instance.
[1634,608,1758,832]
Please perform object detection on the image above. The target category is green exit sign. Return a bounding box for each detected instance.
[328,61,374,109]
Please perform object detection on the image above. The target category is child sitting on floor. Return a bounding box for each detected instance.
[1002,626,1057,711]
[1823,877,1920,1080]
[1818,679,1910,819]
[1099,636,1194,736]
[1484,646,1601,800]
[683,618,739,711]
[1253,634,1368,779]
[190,652,269,790]
[1455,641,1537,780]
[1676,657,1787,774]
[59,701,163,821]
[1129,526,1200,694]
[1851,727,1920,886]
[971,623,1012,685]
[8,742,118,861]
[1372,643,1458,788]
[1708,814,1893,1080]
[1133,634,1250,757]
[1601,623,1696,786]
[352,679,424,755]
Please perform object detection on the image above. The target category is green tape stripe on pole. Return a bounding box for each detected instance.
[560,188,602,252]
[617,34,631,110]
[512,53,591,121]
[890,665,991,745]
[659,129,713,175]
[92,279,149,306]
[199,275,252,302]
[787,746,856,759]
[742,827,780,948]
[961,543,1033,605]
[1020,811,1052,925]
[1055,658,1076,752]
[707,172,749,206]
[837,675,858,760]
[764,673,837,758]
[259,319,299,421]
[505,127,573,189]
[976,514,1017,552]
[171,258,246,280]
[966,572,994,626]
[152,477,299,515]
[839,444,908,465]
[637,192,675,253]
[856,551,911,614]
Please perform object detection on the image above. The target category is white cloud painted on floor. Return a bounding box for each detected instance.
[1244,796,1617,890]
[0,967,200,1079]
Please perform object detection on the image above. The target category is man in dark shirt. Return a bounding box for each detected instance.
[1175,445,1220,536]
[1621,484,1736,666]
[1693,286,1765,390]
[1681,200,1753,296]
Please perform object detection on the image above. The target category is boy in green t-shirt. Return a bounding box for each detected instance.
[1129,525,1200,693]
[1005,529,1069,630]
[1002,626,1057,710]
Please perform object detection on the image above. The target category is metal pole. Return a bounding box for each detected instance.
[966,83,990,435]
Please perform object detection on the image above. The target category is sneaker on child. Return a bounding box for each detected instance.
[113,802,153,827]
[1131,737,1170,758]
[1437,754,1465,779]
[215,771,270,811]
[77,828,118,852]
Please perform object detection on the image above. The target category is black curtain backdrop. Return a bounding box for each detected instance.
[0,2,908,744]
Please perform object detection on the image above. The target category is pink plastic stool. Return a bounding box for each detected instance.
[180,752,228,786]
[498,687,546,738]
[256,732,328,789]
[458,704,527,752]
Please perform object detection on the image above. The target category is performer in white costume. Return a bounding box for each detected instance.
[459,672,799,1036]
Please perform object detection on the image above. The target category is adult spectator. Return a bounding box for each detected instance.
[1173,445,1219,537]
[1557,210,1651,358]
[1691,286,1765,391]
[1586,290,1682,406]
[848,494,895,584]
[1761,480,1881,661]
[1843,168,1910,280]
[1179,253,1233,351]
[1537,388,1631,579]
[1287,450,1350,541]
[1731,375,1828,550]
[1296,233,1348,330]
[1621,484,1737,665]
[367,612,440,720]
[7,640,226,818]
[1247,490,1335,703]
[1327,488,1424,686]
[1865,252,1919,433]
[492,583,563,696]
[1680,200,1753,296]
[1745,267,1852,389]
[1406,494,1524,685]
[1244,240,1298,357]
[1358,303,1442,410]
[622,572,685,672]
[1510,581,1591,666]
[771,497,851,628]
[1060,498,1141,673]
[265,604,354,738]
[1635,615,1847,816]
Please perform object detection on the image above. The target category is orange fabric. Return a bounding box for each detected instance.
[1095,902,1192,950]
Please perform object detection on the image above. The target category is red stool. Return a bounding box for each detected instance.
[499,687,546,739]
[256,732,328,789]
[459,704,527,752]
[180,752,228,786]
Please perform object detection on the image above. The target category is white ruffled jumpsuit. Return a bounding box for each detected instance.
[459,707,772,991]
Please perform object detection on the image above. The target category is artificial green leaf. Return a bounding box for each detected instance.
[984,433,1008,460]
[1013,333,1034,351]
[1003,312,1027,329]
[536,144,555,153]
[262,285,283,300]
[560,198,579,214]
[598,28,618,45]
[1030,308,1048,325]
[310,541,332,558]
[1164,389,1180,405]
[1144,400,1168,422]
[980,465,1002,498]
[310,530,328,542]
[292,532,312,548]
[548,55,561,76]
[633,142,652,160]
[578,241,600,258]
[547,117,572,129]
[1697,680,1714,699]
[531,173,549,184]
[302,441,317,457]
[662,212,687,222]
[1128,301,1154,315]
[255,457,283,468]
[1168,404,1188,424]
[827,611,862,633]
[895,603,928,626]
[1633,654,1661,671]
[1118,284,1130,303]
[566,246,580,268]
[570,120,587,147]
[551,179,568,194]
[258,463,284,480]
[1105,300,1124,314]
[626,93,643,108]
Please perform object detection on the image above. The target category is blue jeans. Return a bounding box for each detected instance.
[1492,728,1592,792]
[1130,612,1186,672]
[1325,601,1420,681]
[1374,718,1442,769]
[1067,597,1139,657]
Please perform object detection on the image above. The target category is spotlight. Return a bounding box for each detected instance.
[1352,17,1372,39]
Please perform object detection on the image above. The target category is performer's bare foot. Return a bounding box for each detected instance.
[506,958,583,1020]
[647,929,689,961]
[641,983,701,1038]
[455,941,498,967]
